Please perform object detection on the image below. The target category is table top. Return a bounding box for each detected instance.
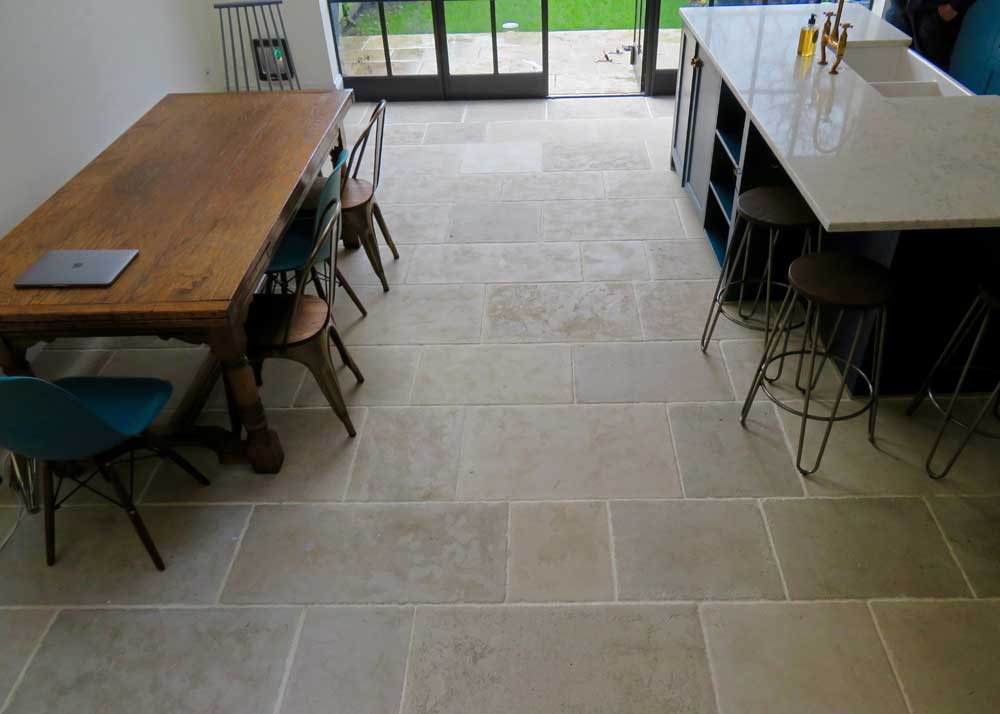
[0,90,352,332]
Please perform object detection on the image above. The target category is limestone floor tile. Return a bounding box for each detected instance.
[385,101,465,124]
[401,605,716,714]
[702,602,909,714]
[647,239,720,280]
[459,405,680,499]
[721,338,847,405]
[647,96,677,117]
[461,142,542,173]
[222,503,507,604]
[485,282,642,343]
[927,496,1000,596]
[377,174,504,203]
[336,243,412,286]
[485,118,599,143]
[99,348,209,409]
[144,409,366,503]
[542,140,651,171]
[677,196,708,238]
[547,96,651,119]
[645,138,671,169]
[870,600,1000,714]
[347,407,464,501]
[333,285,484,345]
[448,202,542,242]
[349,123,426,145]
[603,169,686,198]
[612,500,785,600]
[5,608,299,714]
[508,501,613,602]
[408,242,580,283]
[381,144,465,176]
[411,344,572,405]
[0,609,53,702]
[637,280,753,340]
[763,497,969,599]
[0,505,249,604]
[376,204,451,244]
[281,607,413,714]
[465,99,547,121]
[423,122,486,144]
[670,403,803,498]
[580,241,649,280]
[500,171,604,201]
[345,101,375,125]
[208,359,305,410]
[543,198,682,240]
[296,345,420,407]
[588,118,674,142]
[573,341,734,403]
[27,348,112,379]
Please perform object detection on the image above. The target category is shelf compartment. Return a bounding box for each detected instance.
[704,192,730,267]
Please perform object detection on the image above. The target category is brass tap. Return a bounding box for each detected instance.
[817,0,850,74]
[829,23,852,74]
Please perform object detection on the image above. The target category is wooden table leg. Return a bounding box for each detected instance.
[208,329,284,474]
[0,337,34,376]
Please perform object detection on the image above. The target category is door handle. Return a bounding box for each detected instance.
[691,56,703,68]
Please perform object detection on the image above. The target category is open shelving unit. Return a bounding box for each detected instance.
[702,80,746,265]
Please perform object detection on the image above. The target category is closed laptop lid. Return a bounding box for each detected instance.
[14,250,139,288]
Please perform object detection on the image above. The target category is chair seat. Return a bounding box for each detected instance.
[789,252,893,309]
[737,186,816,227]
[246,294,330,349]
[342,178,374,210]
[267,218,331,274]
[54,377,172,438]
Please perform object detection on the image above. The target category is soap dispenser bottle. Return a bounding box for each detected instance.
[797,14,818,57]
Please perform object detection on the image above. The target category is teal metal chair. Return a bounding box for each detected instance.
[0,376,209,570]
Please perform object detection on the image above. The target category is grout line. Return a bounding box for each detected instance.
[478,283,489,344]
[632,281,646,340]
[395,608,419,714]
[135,458,165,505]
[569,343,578,404]
[406,347,424,406]
[215,505,255,605]
[454,408,469,501]
[757,499,791,601]
[867,602,918,714]
[287,368,310,409]
[696,603,725,714]
[339,409,370,502]
[504,502,512,603]
[923,496,978,598]
[606,501,620,602]
[271,607,307,714]
[0,609,59,714]
[664,404,686,498]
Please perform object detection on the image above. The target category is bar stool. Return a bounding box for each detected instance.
[907,283,1000,479]
[701,186,818,353]
[741,252,892,476]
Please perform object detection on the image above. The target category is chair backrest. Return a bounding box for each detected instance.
[314,148,349,238]
[346,100,387,193]
[214,0,301,92]
[0,377,127,461]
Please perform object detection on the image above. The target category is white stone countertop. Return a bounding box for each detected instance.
[681,3,1000,231]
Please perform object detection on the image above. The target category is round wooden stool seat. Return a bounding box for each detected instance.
[789,253,892,309]
[736,186,816,227]
[342,178,374,210]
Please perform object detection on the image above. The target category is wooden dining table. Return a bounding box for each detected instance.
[0,90,353,473]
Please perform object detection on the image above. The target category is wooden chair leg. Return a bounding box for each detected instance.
[372,202,399,260]
[97,461,165,571]
[41,461,55,566]
[335,267,367,316]
[329,324,364,384]
[359,224,390,292]
[290,336,356,437]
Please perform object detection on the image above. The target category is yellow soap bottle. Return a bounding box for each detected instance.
[797,14,818,57]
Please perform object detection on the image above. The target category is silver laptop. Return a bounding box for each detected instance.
[15,250,138,288]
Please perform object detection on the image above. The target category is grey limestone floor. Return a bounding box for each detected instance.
[1,97,999,714]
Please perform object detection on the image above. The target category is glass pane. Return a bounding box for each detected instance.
[384,1,438,75]
[444,0,495,75]
[495,0,542,74]
[549,0,640,94]
[332,2,388,76]
[657,0,702,71]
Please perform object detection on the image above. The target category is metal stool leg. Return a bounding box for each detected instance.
[740,288,798,424]
[868,307,888,444]
[701,217,751,351]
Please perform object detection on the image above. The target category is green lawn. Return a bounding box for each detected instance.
[343,1,686,36]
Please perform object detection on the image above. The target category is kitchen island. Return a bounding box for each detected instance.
[672,2,1000,393]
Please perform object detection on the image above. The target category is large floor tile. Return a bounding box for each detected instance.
[928,496,1000,596]
[543,198,682,240]
[485,282,642,343]
[763,497,969,599]
[460,405,680,498]
[222,503,507,604]
[408,242,580,283]
[411,344,572,405]
[646,96,677,117]
[297,345,420,407]
[423,122,485,144]
[401,605,716,714]
[0,505,250,604]
[281,607,413,714]
[348,407,463,501]
[671,402,803,497]
[5,608,299,714]
[381,144,464,176]
[676,196,708,238]
[348,123,426,146]
[385,101,465,124]
[461,142,542,173]
[448,202,542,243]
[145,409,366,503]
[647,239,720,280]
[0,609,53,703]
[612,500,784,600]
[542,140,651,171]
[337,243,412,286]
[27,348,112,379]
[376,204,451,244]
[603,169,686,198]
[485,118,599,143]
[580,241,649,280]
[646,137,671,169]
[377,174,504,203]
[546,96,651,119]
[721,338,846,405]
[333,285,484,345]
[99,348,209,409]
[500,171,604,201]
[870,600,1000,714]
[508,501,613,602]
[573,341,734,403]
[208,359,305,410]
[464,99,547,121]
[637,280,753,340]
[703,602,909,714]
